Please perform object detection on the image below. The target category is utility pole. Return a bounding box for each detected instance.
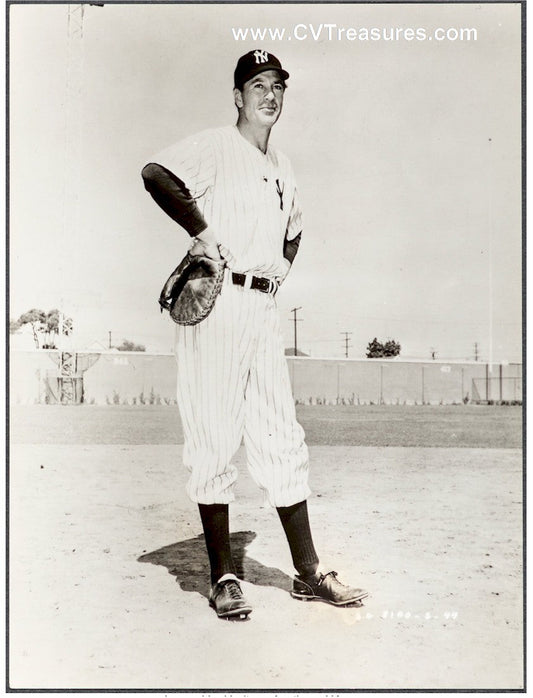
[474,342,479,362]
[290,307,302,356]
[341,332,352,358]
[108,331,112,349]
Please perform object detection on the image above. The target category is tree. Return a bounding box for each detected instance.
[366,337,401,358]
[41,309,73,349]
[9,319,22,334]
[14,308,73,349]
[117,339,146,352]
[17,309,46,348]
[383,339,401,357]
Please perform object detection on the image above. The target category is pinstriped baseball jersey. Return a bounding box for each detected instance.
[152,124,309,507]
[153,125,302,279]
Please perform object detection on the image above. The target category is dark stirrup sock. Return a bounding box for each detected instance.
[276,500,319,579]
[198,503,237,585]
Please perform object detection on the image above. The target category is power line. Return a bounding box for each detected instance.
[340,331,352,358]
[291,308,520,328]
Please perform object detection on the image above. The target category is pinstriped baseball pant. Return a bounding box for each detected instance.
[174,275,311,507]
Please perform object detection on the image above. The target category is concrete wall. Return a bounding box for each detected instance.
[9,350,177,405]
[9,350,522,406]
[288,358,522,405]
[82,352,177,405]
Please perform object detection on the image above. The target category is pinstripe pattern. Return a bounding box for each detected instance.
[154,126,302,279]
[175,278,310,507]
[159,126,309,506]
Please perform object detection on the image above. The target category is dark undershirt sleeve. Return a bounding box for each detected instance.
[141,162,208,237]
[283,231,302,265]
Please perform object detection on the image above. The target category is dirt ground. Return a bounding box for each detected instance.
[8,407,524,690]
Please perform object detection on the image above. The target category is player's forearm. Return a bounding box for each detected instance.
[141,162,208,237]
[283,231,301,265]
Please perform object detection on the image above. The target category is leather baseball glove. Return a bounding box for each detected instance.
[158,252,225,325]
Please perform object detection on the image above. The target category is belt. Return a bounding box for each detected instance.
[232,272,278,295]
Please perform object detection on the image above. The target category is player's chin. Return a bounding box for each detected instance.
[262,111,280,126]
[259,111,281,126]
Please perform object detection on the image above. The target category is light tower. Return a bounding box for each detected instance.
[58,5,85,404]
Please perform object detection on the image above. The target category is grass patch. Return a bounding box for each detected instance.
[298,404,522,448]
[9,404,522,449]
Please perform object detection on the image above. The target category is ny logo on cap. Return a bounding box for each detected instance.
[254,50,269,64]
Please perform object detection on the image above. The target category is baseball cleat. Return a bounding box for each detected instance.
[291,570,368,607]
[209,574,252,620]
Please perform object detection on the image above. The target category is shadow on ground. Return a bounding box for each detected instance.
[138,531,293,599]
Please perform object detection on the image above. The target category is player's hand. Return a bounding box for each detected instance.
[190,227,222,261]
[276,258,291,285]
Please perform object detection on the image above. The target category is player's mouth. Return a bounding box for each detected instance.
[260,105,277,113]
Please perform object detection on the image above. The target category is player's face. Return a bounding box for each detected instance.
[235,70,285,128]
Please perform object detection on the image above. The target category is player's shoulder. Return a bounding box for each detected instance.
[270,144,291,165]
[169,126,220,149]
[149,127,219,165]
[269,142,296,177]
[174,125,238,152]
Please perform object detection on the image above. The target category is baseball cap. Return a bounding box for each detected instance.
[234,50,290,89]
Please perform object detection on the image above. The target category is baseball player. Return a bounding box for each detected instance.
[142,50,368,619]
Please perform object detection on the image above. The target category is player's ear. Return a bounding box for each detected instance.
[233,87,243,109]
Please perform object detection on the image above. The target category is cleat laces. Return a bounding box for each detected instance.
[224,581,242,599]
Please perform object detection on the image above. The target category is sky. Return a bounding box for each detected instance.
[9,1,523,362]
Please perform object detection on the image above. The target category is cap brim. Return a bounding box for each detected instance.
[240,65,290,86]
